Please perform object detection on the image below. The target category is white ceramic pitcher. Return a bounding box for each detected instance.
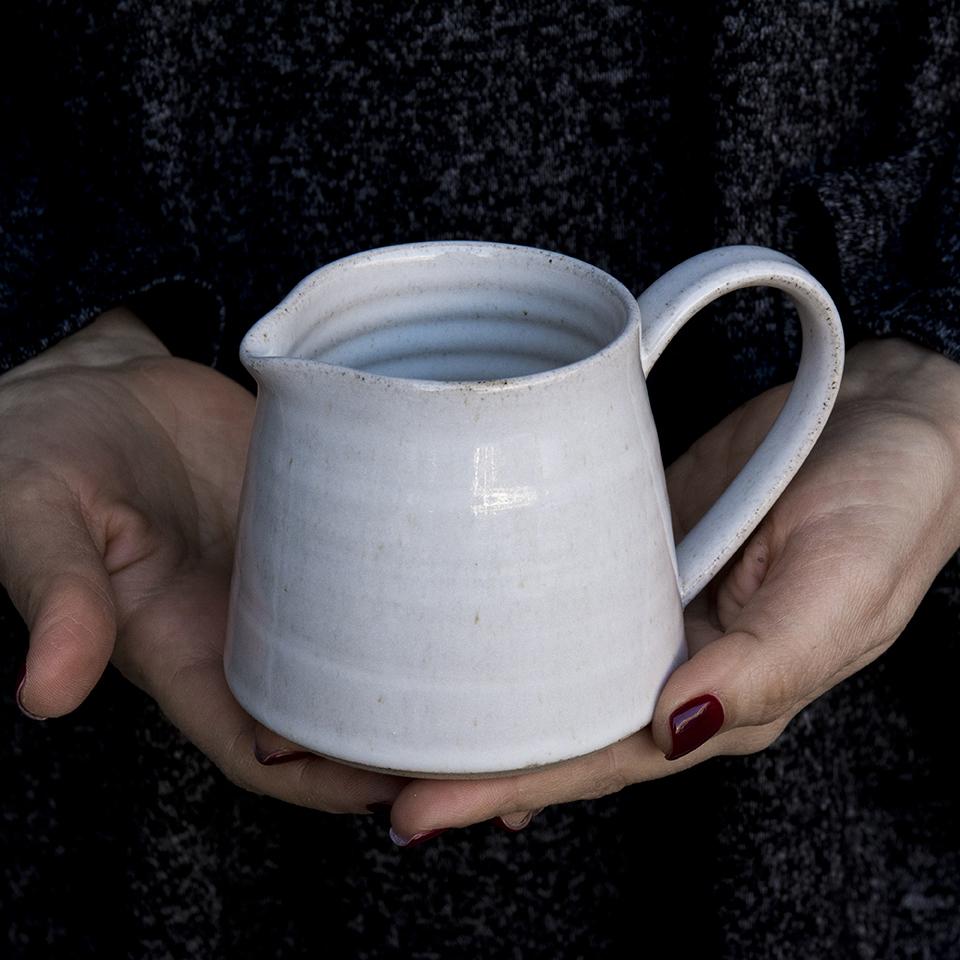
[225,241,843,777]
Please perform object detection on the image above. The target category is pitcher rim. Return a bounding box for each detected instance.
[240,239,643,393]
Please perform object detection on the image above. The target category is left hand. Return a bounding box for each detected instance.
[371,337,960,843]
[2,308,407,813]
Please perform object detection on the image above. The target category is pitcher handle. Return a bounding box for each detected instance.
[638,245,844,606]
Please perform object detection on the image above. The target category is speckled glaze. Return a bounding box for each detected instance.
[224,241,843,776]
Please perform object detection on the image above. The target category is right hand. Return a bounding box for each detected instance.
[1,308,407,812]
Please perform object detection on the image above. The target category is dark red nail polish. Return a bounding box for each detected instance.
[389,827,446,849]
[665,694,724,760]
[405,828,446,849]
[15,663,47,722]
[255,747,313,766]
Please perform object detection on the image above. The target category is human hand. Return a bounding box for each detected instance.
[382,338,960,844]
[1,309,406,811]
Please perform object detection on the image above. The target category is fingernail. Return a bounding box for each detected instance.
[665,694,724,760]
[495,808,542,832]
[254,747,313,766]
[389,826,446,849]
[15,663,48,722]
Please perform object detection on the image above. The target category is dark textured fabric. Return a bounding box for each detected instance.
[2,2,959,958]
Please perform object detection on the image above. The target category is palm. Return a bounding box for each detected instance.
[673,360,954,677]
[100,355,253,694]
[665,381,791,660]
[107,380,260,778]
[384,339,960,838]
[99,357,406,808]
[2,326,405,811]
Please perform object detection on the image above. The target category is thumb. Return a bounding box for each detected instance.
[650,519,879,761]
[1,481,117,719]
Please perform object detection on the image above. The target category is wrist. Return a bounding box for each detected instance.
[1,307,169,385]
[844,337,960,451]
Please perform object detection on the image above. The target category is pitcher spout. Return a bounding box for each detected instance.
[239,303,314,388]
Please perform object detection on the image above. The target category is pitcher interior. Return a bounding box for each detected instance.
[268,245,634,382]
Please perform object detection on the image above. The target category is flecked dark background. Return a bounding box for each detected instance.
[2,1,959,957]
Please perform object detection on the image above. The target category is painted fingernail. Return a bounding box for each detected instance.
[389,827,446,849]
[15,663,48,722]
[495,808,542,832]
[254,747,313,766]
[665,694,724,760]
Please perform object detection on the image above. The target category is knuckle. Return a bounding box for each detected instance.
[223,766,264,796]
[1,463,62,507]
[757,715,792,750]
[217,729,265,796]
[727,716,791,756]
[758,660,794,718]
[505,777,533,814]
[581,746,632,800]
[602,746,631,795]
[0,470,79,536]
[33,572,116,649]
[744,642,805,724]
[223,763,266,797]
[847,563,899,635]
[291,758,317,803]
[292,760,353,813]
[50,568,115,615]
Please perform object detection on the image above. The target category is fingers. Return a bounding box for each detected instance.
[115,569,407,814]
[252,722,323,765]
[167,654,407,812]
[388,731,668,839]
[388,712,795,840]
[665,383,790,538]
[382,509,897,838]
[0,479,117,718]
[649,517,891,761]
[390,506,897,838]
[388,520,814,840]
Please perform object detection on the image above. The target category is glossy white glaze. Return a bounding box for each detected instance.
[224,241,843,776]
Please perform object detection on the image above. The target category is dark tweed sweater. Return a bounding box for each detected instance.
[3,2,959,958]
